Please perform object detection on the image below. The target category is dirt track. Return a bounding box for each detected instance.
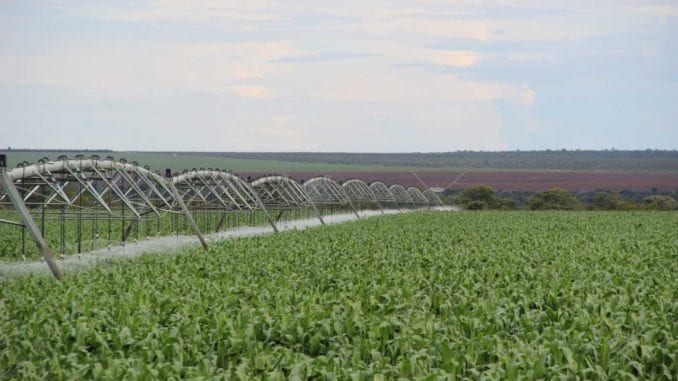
[240,171,678,191]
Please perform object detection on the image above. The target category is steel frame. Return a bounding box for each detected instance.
[303,176,360,218]
[0,154,445,279]
[342,179,384,213]
[250,175,325,225]
[173,169,279,233]
[389,184,415,208]
[407,187,430,207]
[369,181,399,209]
[423,189,444,206]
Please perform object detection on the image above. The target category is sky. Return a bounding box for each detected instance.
[0,1,676,152]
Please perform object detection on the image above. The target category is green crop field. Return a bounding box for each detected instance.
[7,149,677,173]
[1,211,676,379]
[194,151,678,172]
[0,151,401,173]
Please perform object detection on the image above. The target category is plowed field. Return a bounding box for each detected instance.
[240,171,678,191]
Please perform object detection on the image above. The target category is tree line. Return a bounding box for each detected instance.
[446,185,678,211]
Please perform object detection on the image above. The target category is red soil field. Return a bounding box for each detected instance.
[240,171,678,191]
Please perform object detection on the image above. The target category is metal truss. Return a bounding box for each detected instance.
[342,179,383,212]
[407,187,431,206]
[173,169,260,211]
[302,176,360,218]
[1,156,173,216]
[250,175,325,225]
[172,169,279,233]
[0,154,447,279]
[422,189,444,206]
[0,155,206,278]
[389,184,415,208]
[369,181,398,207]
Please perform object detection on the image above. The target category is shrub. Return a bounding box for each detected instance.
[594,191,636,210]
[527,189,580,210]
[466,200,488,210]
[643,195,678,210]
[459,185,496,205]
[494,198,518,210]
[459,185,519,210]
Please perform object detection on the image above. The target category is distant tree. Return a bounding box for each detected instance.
[466,201,488,210]
[459,185,496,206]
[494,198,518,210]
[594,191,635,210]
[459,185,518,210]
[527,189,580,210]
[643,195,678,210]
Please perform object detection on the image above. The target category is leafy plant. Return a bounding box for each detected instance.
[1,211,676,379]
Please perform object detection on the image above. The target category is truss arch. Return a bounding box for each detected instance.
[303,176,360,218]
[3,156,173,218]
[369,181,396,204]
[342,179,373,202]
[250,175,310,209]
[250,175,324,225]
[389,184,415,207]
[342,179,383,212]
[407,187,430,206]
[422,189,443,206]
[0,155,208,278]
[172,169,259,211]
[303,176,350,205]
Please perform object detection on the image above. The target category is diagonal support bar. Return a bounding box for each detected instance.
[0,169,63,280]
[243,183,279,233]
[167,181,209,250]
[63,166,113,214]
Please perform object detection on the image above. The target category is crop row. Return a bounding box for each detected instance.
[0,211,676,379]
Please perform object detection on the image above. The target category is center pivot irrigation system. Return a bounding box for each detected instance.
[0,154,443,280]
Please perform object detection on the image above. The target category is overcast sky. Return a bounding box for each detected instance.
[1,1,676,152]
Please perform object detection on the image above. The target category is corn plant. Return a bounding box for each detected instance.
[1,211,676,379]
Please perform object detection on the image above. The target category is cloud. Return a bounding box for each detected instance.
[71,0,280,25]
[347,17,493,40]
[0,42,295,97]
[430,51,480,67]
[269,51,374,63]
[521,85,536,105]
[234,86,270,98]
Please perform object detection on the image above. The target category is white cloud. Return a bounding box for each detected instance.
[234,86,270,98]
[0,42,295,97]
[347,17,493,40]
[430,51,480,67]
[513,83,536,106]
[65,0,280,26]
